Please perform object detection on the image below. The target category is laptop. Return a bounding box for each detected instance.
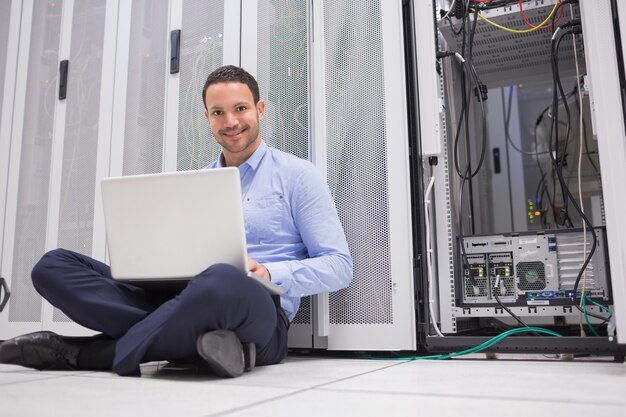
[100,168,284,295]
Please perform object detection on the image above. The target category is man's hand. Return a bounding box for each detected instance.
[248,258,271,281]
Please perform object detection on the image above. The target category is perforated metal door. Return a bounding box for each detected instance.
[256,0,309,161]
[323,0,392,326]
[252,0,312,342]
[176,0,225,171]
[122,0,169,176]
[6,1,64,325]
[53,0,108,323]
[322,0,416,350]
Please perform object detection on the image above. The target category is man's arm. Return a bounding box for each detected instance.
[262,164,353,297]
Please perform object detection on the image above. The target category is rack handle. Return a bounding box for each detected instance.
[59,60,68,100]
[170,29,181,74]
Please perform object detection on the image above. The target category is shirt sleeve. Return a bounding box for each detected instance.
[263,164,353,297]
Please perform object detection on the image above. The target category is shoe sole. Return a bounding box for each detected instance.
[196,330,244,378]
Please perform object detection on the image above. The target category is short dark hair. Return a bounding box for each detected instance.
[202,65,260,109]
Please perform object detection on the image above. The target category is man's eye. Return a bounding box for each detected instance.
[212,111,223,116]
[236,106,247,112]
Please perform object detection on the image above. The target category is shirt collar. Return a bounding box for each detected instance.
[216,140,268,170]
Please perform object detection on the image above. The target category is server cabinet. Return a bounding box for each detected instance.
[0,0,117,338]
[412,0,626,352]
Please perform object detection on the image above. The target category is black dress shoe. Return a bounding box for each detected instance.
[0,331,80,371]
[196,330,256,378]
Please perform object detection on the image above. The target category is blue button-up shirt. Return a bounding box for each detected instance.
[209,141,353,320]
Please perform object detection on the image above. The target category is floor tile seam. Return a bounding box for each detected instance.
[311,386,626,407]
[199,361,409,416]
[0,373,79,387]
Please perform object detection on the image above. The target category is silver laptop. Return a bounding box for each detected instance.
[100,168,284,295]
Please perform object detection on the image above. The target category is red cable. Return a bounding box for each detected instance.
[520,0,563,30]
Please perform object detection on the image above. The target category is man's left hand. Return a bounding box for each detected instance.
[248,258,271,281]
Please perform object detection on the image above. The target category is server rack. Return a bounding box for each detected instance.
[406,0,626,356]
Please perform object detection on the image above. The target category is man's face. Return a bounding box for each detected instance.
[204,81,265,166]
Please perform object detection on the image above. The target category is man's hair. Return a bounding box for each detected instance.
[202,65,260,109]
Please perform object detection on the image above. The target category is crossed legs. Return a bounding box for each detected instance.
[29,248,287,376]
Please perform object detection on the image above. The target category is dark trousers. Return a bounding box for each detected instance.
[30,248,288,376]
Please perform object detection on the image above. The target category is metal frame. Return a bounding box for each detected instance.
[308,0,330,349]
[580,0,626,344]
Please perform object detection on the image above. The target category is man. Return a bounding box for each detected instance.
[0,65,353,378]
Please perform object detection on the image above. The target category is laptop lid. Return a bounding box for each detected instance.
[101,168,248,281]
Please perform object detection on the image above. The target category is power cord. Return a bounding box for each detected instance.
[366,327,562,361]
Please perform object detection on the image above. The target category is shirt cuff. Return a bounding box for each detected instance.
[264,261,293,293]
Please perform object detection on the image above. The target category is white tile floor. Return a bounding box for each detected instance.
[1,353,626,417]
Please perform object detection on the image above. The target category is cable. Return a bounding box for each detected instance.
[532,85,581,227]
[492,275,529,327]
[504,86,551,156]
[449,54,488,181]
[425,169,445,337]
[582,295,600,336]
[585,296,612,313]
[366,327,562,361]
[438,8,483,287]
[551,27,575,228]
[438,0,457,22]
[437,13,489,288]
[580,295,612,336]
[475,1,560,34]
[550,25,599,303]
[519,0,563,30]
[569,11,587,335]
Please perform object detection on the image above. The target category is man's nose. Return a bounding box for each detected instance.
[223,112,238,127]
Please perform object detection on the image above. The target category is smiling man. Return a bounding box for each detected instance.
[0,65,353,378]
[204,71,265,167]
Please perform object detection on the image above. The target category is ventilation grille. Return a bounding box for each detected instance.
[123,0,168,175]
[176,0,224,171]
[52,0,108,323]
[517,261,546,290]
[9,1,64,321]
[463,255,488,300]
[256,0,311,323]
[58,0,105,258]
[556,232,597,290]
[464,275,489,299]
[258,0,309,160]
[325,0,392,325]
[292,296,311,325]
[492,275,516,298]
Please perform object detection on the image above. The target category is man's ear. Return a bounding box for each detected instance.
[204,109,209,120]
[257,99,265,120]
